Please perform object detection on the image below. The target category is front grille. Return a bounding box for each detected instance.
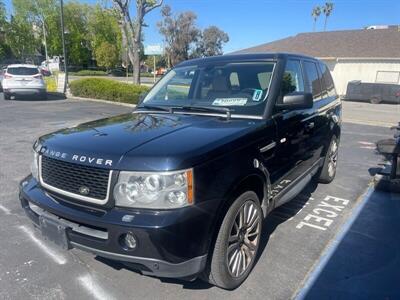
[40,155,111,202]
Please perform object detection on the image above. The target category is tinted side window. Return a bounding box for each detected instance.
[282,60,305,96]
[319,62,336,97]
[303,61,323,100]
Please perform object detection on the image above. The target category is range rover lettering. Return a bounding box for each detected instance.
[20,53,341,289]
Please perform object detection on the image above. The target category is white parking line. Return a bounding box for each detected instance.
[358,141,375,146]
[0,204,11,215]
[78,274,115,300]
[295,188,372,299]
[18,225,67,265]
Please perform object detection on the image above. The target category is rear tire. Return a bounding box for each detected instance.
[370,96,382,104]
[4,93,10,100]
[202,191,262,290]
[39,92,47,100]
[317,135,339,183]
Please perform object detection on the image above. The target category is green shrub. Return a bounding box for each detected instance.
[141,72,154,78]
[69,78,149,104]
[45,76,57,92]
[70,70,107,76]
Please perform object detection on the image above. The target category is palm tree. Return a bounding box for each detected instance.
[322,2,334,31]
[311,6,321,32]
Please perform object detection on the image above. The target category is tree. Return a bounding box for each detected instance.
[144,54,166,71]
[0,0,10,61]
[63,2,94,66]
[311,6,321,32]
[95,41,119,70]
[12,0,62,59]
[88,5,121,63]
[5,15,40,59]
[113,0,163,85]
[322,2,334,31]
[158,5,200,66]
[194,26,229,57]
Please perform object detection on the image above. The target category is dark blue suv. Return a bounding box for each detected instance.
[20,53,341,289]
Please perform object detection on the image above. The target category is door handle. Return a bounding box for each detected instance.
[305,122,315,130]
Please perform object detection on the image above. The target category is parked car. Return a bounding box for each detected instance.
[39,67,52,77]
[3,64,47,100]
[19,53,341,289]
[0,67,6,91]
[151,67,167,76]
[108,67,126,77]
[343,80,400,104]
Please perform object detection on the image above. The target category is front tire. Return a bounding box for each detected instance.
[317,135,339,183]
[202,191,262,289]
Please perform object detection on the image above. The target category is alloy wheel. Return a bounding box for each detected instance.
[226,200,261,278]
[328,139,338,178]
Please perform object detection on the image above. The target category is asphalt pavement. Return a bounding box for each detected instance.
[0,94,397,299]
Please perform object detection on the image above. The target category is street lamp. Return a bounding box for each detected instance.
[60,0,68,94]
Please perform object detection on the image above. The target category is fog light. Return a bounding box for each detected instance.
[121,232,137,250]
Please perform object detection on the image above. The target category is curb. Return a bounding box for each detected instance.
[68,94,136,108]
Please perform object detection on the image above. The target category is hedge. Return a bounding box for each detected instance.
[69,78,149,104]
[70,70,107,76]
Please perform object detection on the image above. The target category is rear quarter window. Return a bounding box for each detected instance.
[319,62,336,97]
[7,67,39,76]
[303,61,323,101]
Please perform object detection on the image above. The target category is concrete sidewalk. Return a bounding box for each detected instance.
[297,188,400,299]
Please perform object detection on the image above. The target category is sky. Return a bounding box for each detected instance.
[3,0,400,53]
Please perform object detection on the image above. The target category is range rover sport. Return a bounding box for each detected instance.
[19,53,341,289]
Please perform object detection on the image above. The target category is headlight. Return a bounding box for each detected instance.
[30,150,39,180]
[114,169,194,209]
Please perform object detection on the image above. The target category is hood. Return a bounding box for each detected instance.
[38,112,263,171]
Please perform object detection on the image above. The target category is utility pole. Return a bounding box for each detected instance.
[42,19,48,63]
[60,0,68,94]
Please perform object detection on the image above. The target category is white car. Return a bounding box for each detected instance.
[3,64,47,100]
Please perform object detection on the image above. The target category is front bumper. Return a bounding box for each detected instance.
[19,176,212,278]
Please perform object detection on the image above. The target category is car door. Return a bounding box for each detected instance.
[300,60,331,167]
[268,59,315,194]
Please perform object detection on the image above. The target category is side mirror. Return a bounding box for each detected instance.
[276,92,313,110]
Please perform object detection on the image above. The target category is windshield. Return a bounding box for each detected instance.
[141,61,275,116]
[7,67,39,76]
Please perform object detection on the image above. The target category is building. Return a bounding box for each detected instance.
[235,25,400,96]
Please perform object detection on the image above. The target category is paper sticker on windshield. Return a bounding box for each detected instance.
[252,89,263,101]
[212,98,247,106]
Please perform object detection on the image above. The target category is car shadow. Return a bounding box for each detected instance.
[94,180,319,291]
[4,92,66,101]
[254,180,319,266]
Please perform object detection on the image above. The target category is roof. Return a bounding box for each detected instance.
[235,26,400,59]
[6,64,38,68]
[177,52,316,67]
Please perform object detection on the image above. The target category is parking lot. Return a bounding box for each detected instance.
[0,95,397,299]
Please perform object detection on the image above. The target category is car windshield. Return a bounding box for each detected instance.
[7,67,39,76]
[141,61,275,117]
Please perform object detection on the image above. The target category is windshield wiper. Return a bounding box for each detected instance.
[137,104,232,119]
[137,105,172,112]
[172,106,232,119]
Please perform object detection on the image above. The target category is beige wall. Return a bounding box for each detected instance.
[321,58,400,96]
